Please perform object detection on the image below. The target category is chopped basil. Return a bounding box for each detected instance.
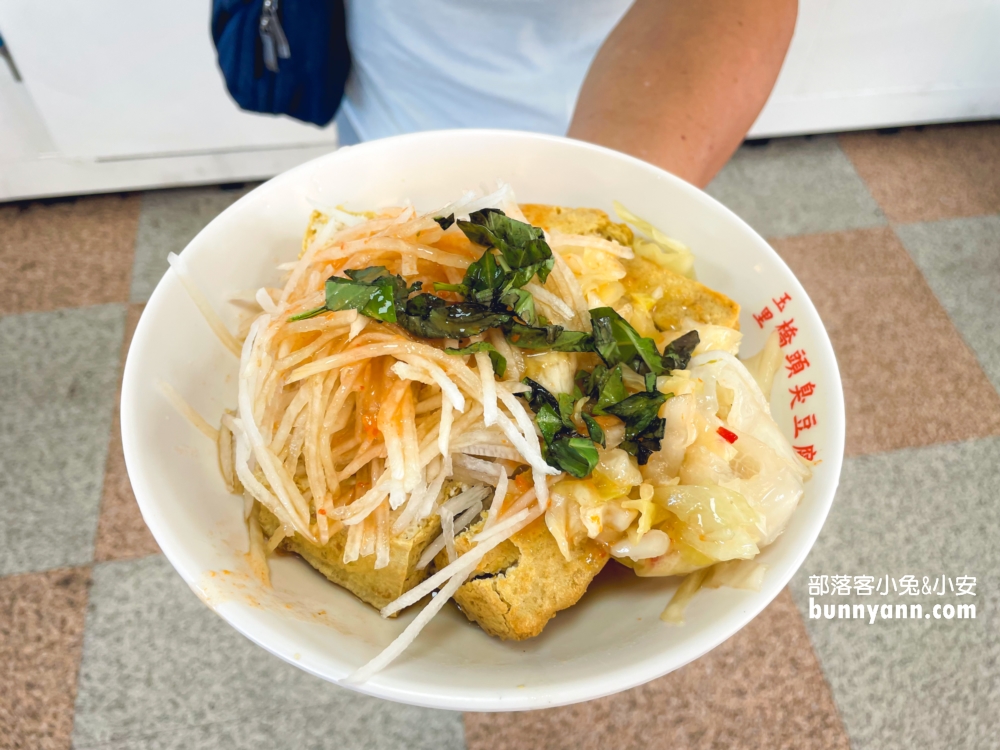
[505,322,594,351]
[602,391,668,437]
[434,214,455,230]
[602,390,671,465]
[290,266,420,323]
[457,209,554,285]
[534,403,564,445]
[661,329,700,371]
[519,378,596,476]
[520,377,560,413]
[547,436,599,479]
[401,298,510,339]
[582,413,605,448]
[444,341,507,378]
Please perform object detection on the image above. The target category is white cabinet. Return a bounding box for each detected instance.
[0,0,335,160]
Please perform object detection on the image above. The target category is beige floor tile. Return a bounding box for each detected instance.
[0,567,91,750]
[94,304,159,562]
[0,195,140,316]
[772,227,1000,456]
[840,123,1000,224]
[465,589,849,750]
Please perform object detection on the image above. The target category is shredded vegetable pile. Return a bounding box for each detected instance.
[165,181,813,683]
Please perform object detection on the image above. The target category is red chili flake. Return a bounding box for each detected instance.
[317,508,327,515]
[717,426,739,444]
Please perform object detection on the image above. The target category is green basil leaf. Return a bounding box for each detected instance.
[344,266,391,285]
[455,220,496,251]
[434,214,455,230]
[620,437,661,465]
[575,364,606,399]
[645,371,658,392]
[288,305,328,322]
[403,292,447,318]
[505,322,594,352]
[402,299,510,339]
[325,277,398,323]
[546,436,599,479]
[500,288,539,326]
[535,403,563,445]
[444,341,507,378]
[592,365,626,415]
[661,330,700,371]
[602,391,668,439]
[432,282,468,295]
[462,250,506,304]
[589,306,665,375]
[519,377,560,413]
[458,209,554,283]
[503,258,555,290]
[582,413,606,448]
[557,392,577,429]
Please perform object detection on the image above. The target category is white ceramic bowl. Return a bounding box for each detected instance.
[121,130,845,712]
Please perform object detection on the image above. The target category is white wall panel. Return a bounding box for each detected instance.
[0,0,336,159]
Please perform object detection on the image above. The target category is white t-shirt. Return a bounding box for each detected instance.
[336,0,634,144]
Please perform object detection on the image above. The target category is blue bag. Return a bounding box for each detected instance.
[211,0,350,127]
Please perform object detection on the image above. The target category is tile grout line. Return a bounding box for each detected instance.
[67,564,96,750]
[90,301,134,568]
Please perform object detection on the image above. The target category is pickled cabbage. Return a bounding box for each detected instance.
[613,201,696,279]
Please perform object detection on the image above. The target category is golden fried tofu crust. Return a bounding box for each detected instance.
[520,204,634,247]
[621,256,741,331]
[301,210,328,257]
[440,517,609,640]
[521,204,739,331]
[257,504,440,612]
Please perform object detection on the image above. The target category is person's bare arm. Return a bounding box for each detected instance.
[568,0,797,188]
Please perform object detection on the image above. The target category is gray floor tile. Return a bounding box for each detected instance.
[73,555,465,750]
[791,437,1000,750]
[130,186,254,303]
[0,304,124,575]
[706,136,886,238]
[897,215,1000,392]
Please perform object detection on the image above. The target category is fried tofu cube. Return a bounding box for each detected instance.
[520,204,634,246]
[621,256,740,330]
[257,504,440,612]
[439,517,609,640]
[519,204,739,331]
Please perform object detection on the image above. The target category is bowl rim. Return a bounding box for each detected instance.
[121,127,846,712]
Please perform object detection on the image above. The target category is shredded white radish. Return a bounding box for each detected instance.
[255,287,278,314]
[441,509,458,564]
[475,507,529,545]
[457,444,523,461]
[381,504,543,618]
[483,464,509,530]
[438,398,453,460]
[157,380,218,442]
[440,485,491,516]
[523,281,575,321]
[416,499,484,570]
[246,502,271,585]
[344,559,475,685]
[347,311,367,341]
[476,351,498,426]
[167,252,242,357]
